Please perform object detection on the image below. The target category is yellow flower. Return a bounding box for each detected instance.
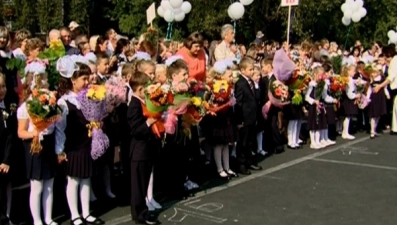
[191,97,202,107]
[213,80,229,93]
[86,85,106,101]
[49,40,63,49]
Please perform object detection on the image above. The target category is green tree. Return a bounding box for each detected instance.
[13,0,37,31]
[67,0,90,26]
[37,0,64,33]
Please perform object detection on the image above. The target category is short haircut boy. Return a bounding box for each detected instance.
[129,71,149,91]
[239,57,255,70]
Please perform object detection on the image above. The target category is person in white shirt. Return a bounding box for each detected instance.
[214,24,235,61]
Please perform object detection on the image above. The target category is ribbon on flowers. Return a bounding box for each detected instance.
[262,92,290,120]
[164,101,189,134]
[141,102,165,138]
[203,98,235,114]
[86,121,101,137]
[29,113,60,154]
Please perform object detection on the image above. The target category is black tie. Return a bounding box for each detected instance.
[248,79,254,93]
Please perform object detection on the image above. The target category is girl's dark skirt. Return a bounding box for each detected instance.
[342,98,358,117]
[65,149,94,179]
[325,104,336,124]
[24,133,57,180]
[368,92,387,118]
[307,104,327,131]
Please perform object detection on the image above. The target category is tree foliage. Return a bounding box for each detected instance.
[37,0,63,33]
[13,0,37,32]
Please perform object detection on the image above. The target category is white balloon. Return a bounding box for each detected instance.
[392,33,397,41]
[230,2,245,20]
[169,0,183,9]
[349,2,359,12]
[342,17,351,26]
[341,3,349,13]
[388,30,395,38]
[356,0,364,8]
[163,10,174,22]
[174,11,185,22]
[344,9,353,19]
[239,0,254,6]
[359,7,367,18]
[345,0,354,5]
[161,0,172,10]
[228,5,236,20]
[181,1,192,14]
[157,7,165,17]
[351,12,361,22]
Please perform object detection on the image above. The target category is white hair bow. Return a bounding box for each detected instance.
[213,60,228,74]
[165,55,183,67]
[24,61,47,76]
[84,52,97,64]
[56,56,79,79]
[70,55,90,65]
[132,51,151,61]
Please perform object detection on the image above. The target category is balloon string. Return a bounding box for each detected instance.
[344,25,352,50]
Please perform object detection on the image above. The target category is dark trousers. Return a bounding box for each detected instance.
[0,174,9,225]
[237,124,255,167]
[120,139,131,201]
[356,108,369,132]
[130,160,152,222]
[264,107,285,152]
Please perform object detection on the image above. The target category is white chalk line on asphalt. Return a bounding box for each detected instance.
[311,158,397,171]
[107,136,369,225]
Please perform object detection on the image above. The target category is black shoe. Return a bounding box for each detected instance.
[287,145,296,150]
[71,217,85,225]
[370,134,376,139]
[239,166,251,175]
[249,164,262,170]
[225,169,239,178]
[84,215,104,225]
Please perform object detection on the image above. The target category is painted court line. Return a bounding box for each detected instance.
[107,136,368,225]
[311,158,397,171]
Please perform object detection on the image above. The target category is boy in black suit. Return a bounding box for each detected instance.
[127,71,159,225]
[234,57,262,175]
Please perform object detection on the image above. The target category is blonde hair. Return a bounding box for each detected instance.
[121,63,135,79]
[155,64,166,75]
[89,35,99,51]
[24,38,44,56]
[23,72,47,101]
[207,67,217,79]
[14,29,32,48]
[239,57,255,70]
[312,66,324,81]
[341,65,356,77]
[0,27,11,50]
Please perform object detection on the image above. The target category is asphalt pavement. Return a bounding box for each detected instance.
[11,132,397,225]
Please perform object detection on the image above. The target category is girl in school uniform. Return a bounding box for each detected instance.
[305,66,328,149]
[321,63,338,145]
[341,65,359,140]
[55,56,104,225]
[207,60,237,179]
[0,73,18,225]
[366,66,390,139]
[17,62,58,225]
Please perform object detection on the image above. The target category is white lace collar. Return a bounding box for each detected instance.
[12,48,26,60]
[61,91,80,109]
[0,50,12,58]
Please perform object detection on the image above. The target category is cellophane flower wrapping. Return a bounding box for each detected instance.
[105,76,127,114]
[77,85,109,160]
[27,89,62,154]
[286,69,311,105]
[144,83,174,137]
[163,81,190,135]
[263,78,290,120]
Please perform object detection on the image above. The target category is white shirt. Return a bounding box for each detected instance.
[12,48,26,60]
[305,81,317,105]
[387,55,397,90]
[322,80,335,104]
[0,101,5,109]
[17,102,55,135]
[55,92,80,154]
[346,77,357,100]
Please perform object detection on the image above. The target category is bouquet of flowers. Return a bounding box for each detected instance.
[38,40,66,89]
[314,75,327,124]
[262,78,289,120]
[329,76,348,99]
[27,89,62,154]
[353,77,370,108]
[286,69,311,105]
[144,83,174,138]
[204,79,235,114]
[104,76,127,114]
[187,78,208,98]
[163,81,190,135]
[77,84,109,160]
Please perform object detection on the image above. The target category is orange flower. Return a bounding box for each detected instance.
[32,89,39,97]
[39,95,47,103]
[275,88,282,97]
[49,98,56,105]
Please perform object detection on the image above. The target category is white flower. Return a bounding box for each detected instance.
[43,105,50,111]
[2,111,9,119]
[160,84,171,93]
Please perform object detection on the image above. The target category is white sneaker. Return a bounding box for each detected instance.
[310,143,321,149]
[342,134,355,140]
[257,150,267,156]
[319,141,329,148]
[149,198,162,209]
[326,140,336,145]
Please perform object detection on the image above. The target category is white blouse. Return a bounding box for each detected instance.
[54,91,80,154]
[322,80,335,104]
[346,77,357,100]
[305,81,317,105]
[17,102,55,140]
[366,76,390,97]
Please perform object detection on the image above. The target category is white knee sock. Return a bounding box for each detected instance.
[80,178,91,219]
[30,180,44,225]
[66,176,80,220]
[295,120,302,146]
[221,145,230,170]
[375,117,380,132]
[146,170,154,200]
[6,183,11,219]
[42,178,54,224]
[214,145,223,172]
[324,129,329,141]
[343,117,350,136]
[309,131,316,145]
[315,131,321,144]
[103,166,115,198]
[231,142,237,158]
[370,118,376,134]
[256,131,263,150]
[287,120,296,146]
